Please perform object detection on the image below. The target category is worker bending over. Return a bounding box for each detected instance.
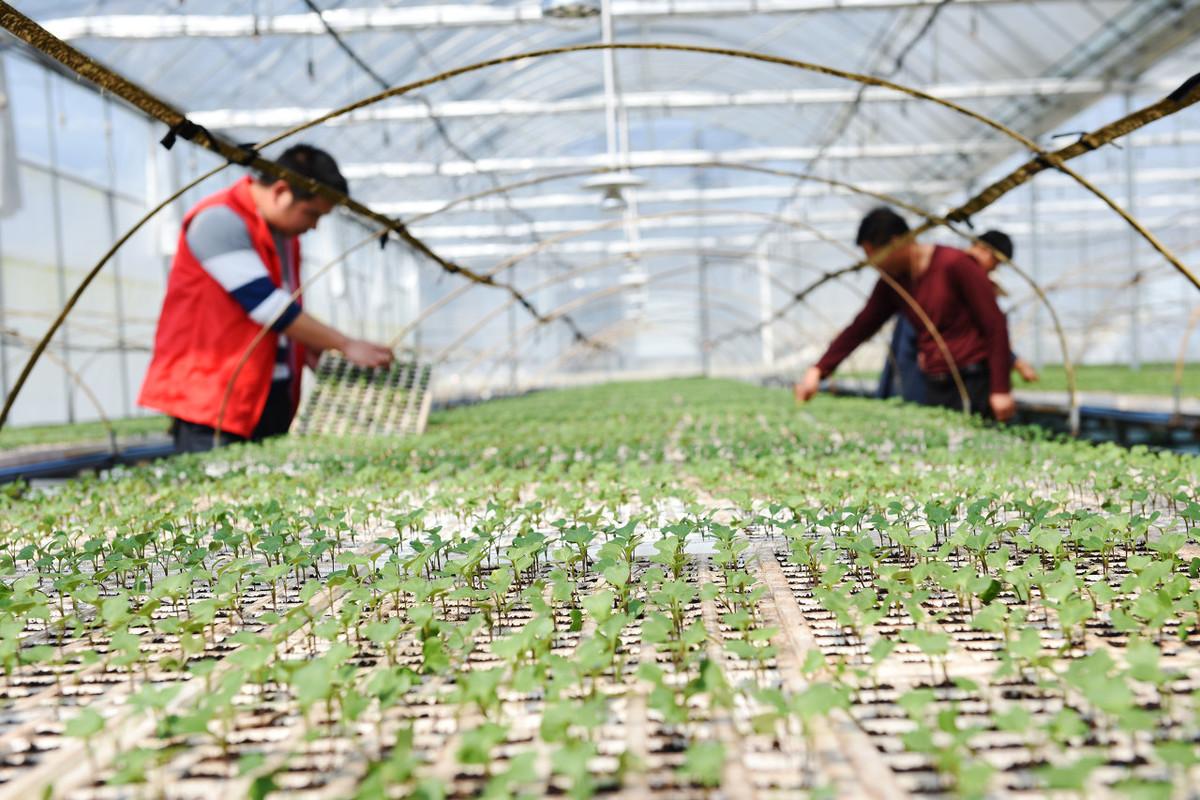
[877,229,1037,401]
[139,144,393,453]
[962,230,1039,385]
[795,207,1016,421]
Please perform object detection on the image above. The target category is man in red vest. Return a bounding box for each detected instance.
[139,144,393,453]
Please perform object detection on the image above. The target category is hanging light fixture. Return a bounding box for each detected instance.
[584,171,646,212]
[582,0,645,211]
[541,0,601,19]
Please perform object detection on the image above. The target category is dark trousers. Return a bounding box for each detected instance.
[877,316,927,404]
[923,362,992,419]
[171,381,294,454]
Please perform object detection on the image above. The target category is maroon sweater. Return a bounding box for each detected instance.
[815,245,1013,394]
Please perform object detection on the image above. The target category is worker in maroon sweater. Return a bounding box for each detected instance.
[794,207,1016,421]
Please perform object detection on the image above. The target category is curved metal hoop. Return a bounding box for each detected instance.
[0,164,227,430]
[1,331,118,454]
[382,161,1077,424]
[248,41,1196,295]
[465,276,792,383]
[430,248,818,364]
[417,205,973,411]
[5,37,1191,430]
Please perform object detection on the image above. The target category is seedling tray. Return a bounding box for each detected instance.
[291,352,432,438]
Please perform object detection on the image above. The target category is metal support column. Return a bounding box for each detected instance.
[0,221,8,399]
[1125,92,1141,372]
[508,266,518,392]
[1028,182,1044,370]
[103,102,132,417]
[43,71,74,423]
[698,255,711,377]
[757,243,775,369]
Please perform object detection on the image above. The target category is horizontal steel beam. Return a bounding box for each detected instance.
[428,211,1200,259]
[188,77,1184,130]
[341,128,1200,180]
[343,140,1011,180]
[437,233,764,259]
[43,1,1043,40]
[407,193,1200,241]
[372,165,1200,217]
[412,210,853,240]
[374,178,961,216]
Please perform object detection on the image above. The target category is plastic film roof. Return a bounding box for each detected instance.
[20,0,1200,383]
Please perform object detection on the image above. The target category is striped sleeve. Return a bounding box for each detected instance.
[185,206,301,332]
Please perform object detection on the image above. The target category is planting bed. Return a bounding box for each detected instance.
[0,417,169,453]
[1,378,1200,799]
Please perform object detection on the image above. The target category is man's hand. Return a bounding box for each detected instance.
[1014,358,1039,383]
[793,366,822,404]
[989,392,1016,422]
[341,340,394,368]
[284,313,393,369]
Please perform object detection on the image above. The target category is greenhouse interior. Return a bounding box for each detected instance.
[1,0,1200,797]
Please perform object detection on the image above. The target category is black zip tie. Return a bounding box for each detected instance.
[1168,71,1200,104]
[231,142,260,167]
[159,119,208,151]
[1052,130,1119,151]
[379,232,389,250]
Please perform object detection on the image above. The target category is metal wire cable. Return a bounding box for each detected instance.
[0,3,591,430]
[400,27,585,282]
[302,0,586,335]
[2,7,1198,425]
[753,2,953,248]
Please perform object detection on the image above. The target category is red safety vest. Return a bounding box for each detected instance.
[138,177,305,438]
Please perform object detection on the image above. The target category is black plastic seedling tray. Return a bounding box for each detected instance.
[291,352,432,438]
